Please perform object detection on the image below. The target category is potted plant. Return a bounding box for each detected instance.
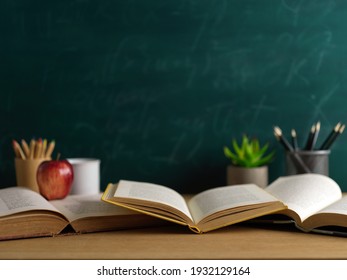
[223,135,274,188]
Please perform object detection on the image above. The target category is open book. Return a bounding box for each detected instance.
[101,180,287,233]
[0,187,163,241]
[257,174,347,236]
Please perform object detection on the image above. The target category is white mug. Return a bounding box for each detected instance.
[67,158,100,195]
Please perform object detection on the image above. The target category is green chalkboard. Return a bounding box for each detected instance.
[1,0,347,192]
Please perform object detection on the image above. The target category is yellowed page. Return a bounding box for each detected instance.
[0,187,59,217]
[51,193,137,222]
[188,184,280,224]
[266,174,342,222]
[112,180,193,221]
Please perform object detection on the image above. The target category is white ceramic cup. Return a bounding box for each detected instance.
[67,158,100,195]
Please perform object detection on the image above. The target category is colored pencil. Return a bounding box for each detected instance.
[21,139,30,158]
[34,138,43,159]
[12,140,26,159]
[45,140,55,158]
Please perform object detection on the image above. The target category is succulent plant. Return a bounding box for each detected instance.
[224,135,274,168]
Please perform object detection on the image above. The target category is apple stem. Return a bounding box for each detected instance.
[57,153,61,160]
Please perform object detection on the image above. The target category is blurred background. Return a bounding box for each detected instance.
[1,0,347,192]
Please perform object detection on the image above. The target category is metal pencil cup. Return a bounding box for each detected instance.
[286,150,330,176]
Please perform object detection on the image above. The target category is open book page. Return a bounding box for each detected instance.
[0,187,59,217]
[109,180,193,222]
[300,195,347,231]
[313,195,347,216]
[188,184,281,224]
[50,193,137,222]
[265,174,342,223]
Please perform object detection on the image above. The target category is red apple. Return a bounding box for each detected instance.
[37,159,74,200]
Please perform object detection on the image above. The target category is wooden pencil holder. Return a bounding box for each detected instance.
[14,158,50,193]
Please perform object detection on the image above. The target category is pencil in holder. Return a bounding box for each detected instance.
[14,158,49,193]
[285,150,330,176]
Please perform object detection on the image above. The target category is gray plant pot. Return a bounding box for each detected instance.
[227,165,268,188]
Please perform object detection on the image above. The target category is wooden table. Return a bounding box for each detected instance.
[1,224,347,259]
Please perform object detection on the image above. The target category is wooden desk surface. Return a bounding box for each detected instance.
[1,224,347,260]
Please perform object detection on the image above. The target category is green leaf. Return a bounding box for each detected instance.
[258,142,269,156]
[223,135,275,167]
[232,139,243,158]
[251,138,260,152]
[223,146,234,159]
[256,151,275,166]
